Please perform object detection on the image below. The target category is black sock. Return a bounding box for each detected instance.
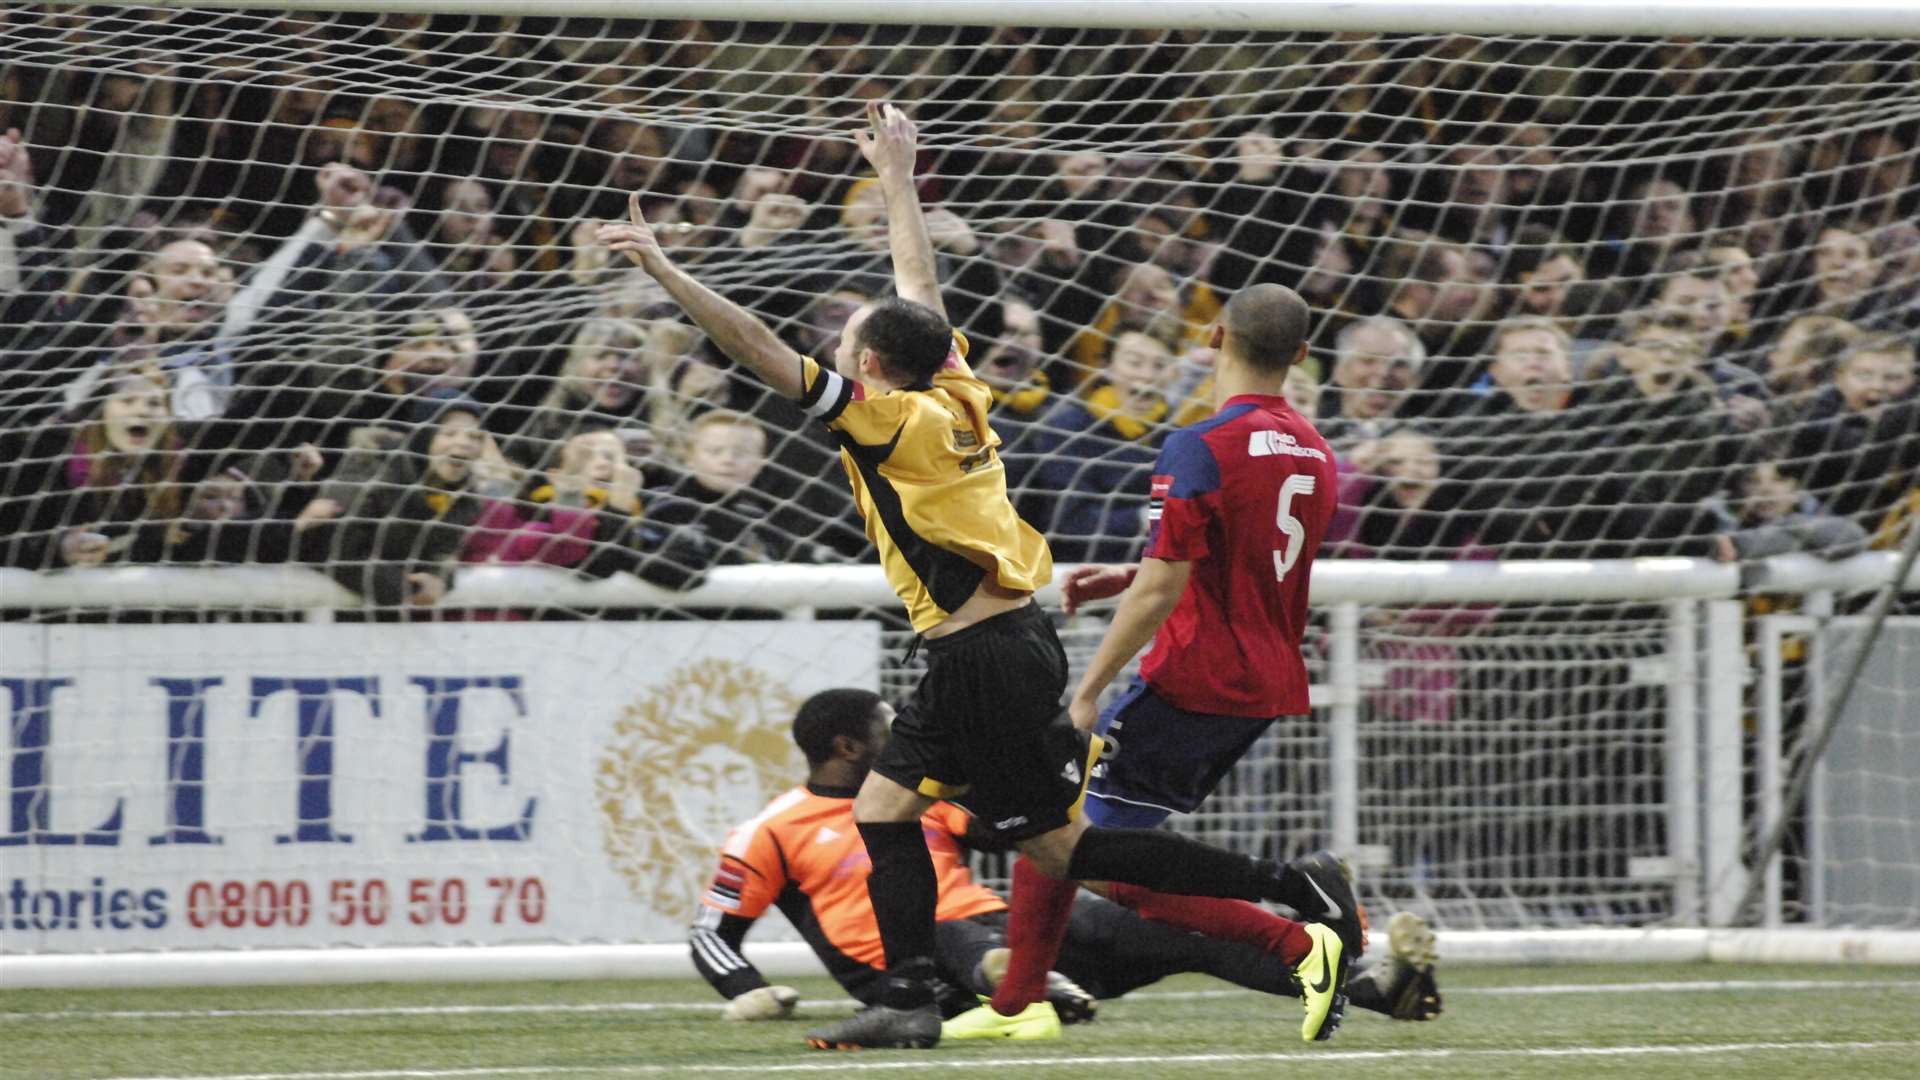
[1064,827,1280,901]
[857,820,938,1008]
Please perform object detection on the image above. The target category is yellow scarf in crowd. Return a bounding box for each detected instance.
[991,371,1051,417]
[1081,383,1168,442]
[1874,488,1920,550]
[527,484,610,509]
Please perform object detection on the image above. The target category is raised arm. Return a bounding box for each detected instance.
[597,192,805,399]
[855,102,944,318]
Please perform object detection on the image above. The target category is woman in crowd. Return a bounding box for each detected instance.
[504,316,653,471]
[297,396,489,610]
[2,364,188,570]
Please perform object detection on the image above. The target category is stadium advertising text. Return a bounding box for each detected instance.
[0,621,877,950]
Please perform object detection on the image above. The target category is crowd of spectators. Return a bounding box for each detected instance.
[1,14,1917,617]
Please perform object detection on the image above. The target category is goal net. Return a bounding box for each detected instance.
[2,3,1917,962]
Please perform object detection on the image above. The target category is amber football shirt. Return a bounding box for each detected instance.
[797,332,1052,632]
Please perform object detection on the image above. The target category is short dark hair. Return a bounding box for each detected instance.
[855,297,953,384]
[791,688,885,768]
[1222,283,1310,373]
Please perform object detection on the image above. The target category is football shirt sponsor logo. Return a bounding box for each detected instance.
[1247,431,1327,461]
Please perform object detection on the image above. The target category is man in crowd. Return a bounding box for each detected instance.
[1317,315,1425,452]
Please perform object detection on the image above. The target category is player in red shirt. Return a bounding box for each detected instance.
[978,285,1381,1043]
[1066,282,1337,816]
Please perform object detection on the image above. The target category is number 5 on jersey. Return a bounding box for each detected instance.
[1273,474,1317,582]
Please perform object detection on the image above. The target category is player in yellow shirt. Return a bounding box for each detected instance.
[600,101,1365,1051]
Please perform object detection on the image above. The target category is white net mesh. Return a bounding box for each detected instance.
[1,6,1917,949]
[1794,617,1920,929]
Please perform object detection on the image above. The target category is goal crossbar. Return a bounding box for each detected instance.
[147,1,1920,38]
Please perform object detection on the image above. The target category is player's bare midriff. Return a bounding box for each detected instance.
[922,578,1032,638]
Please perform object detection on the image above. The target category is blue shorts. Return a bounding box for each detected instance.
[1083,679,1276,827]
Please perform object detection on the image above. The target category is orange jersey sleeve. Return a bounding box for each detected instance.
[701,788,809,920]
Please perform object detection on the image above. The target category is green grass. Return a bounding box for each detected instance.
[6,963,1920,1080]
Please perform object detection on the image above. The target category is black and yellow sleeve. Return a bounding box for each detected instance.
[797,355,858,426]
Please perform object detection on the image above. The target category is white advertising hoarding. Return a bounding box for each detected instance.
[0,620,879,953]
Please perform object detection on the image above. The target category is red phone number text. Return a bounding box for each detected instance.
[183,876,547,929]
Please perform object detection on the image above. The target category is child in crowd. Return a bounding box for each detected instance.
[1764,314,1861,405]
[164,444,321,566]
[466,428,711,590]
[647,411,833,565]
[1709,458,1867,563]
[1331,428,1494,725]
[1786,334,1919,526]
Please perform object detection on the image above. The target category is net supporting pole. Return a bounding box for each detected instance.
[1704,600,1746,928]
[1735,521,1920,927]
[1756,617,1792,929]
[1328,602,1362,859]
[149,0,1920,37]
[1665,600,1702,925]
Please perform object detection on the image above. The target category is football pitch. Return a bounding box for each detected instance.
[6,963,1918,1080]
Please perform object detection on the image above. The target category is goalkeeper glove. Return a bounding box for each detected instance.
[721,985,800,1021]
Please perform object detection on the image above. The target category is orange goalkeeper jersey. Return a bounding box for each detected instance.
[700,784,1004,970]
[797,331,1053,632]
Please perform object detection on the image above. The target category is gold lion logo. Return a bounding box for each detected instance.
[595,659,804,926]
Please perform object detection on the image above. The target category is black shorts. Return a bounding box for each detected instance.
[872,603,1088,841]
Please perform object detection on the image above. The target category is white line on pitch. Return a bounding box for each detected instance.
[1459,978,1920,996]
[4,999,754,1022]
[7,978,1920,1023]
[96,1040,1920,1080]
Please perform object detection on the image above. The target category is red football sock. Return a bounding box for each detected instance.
[989,856,1077,1017]
[1106,881,1312,965]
